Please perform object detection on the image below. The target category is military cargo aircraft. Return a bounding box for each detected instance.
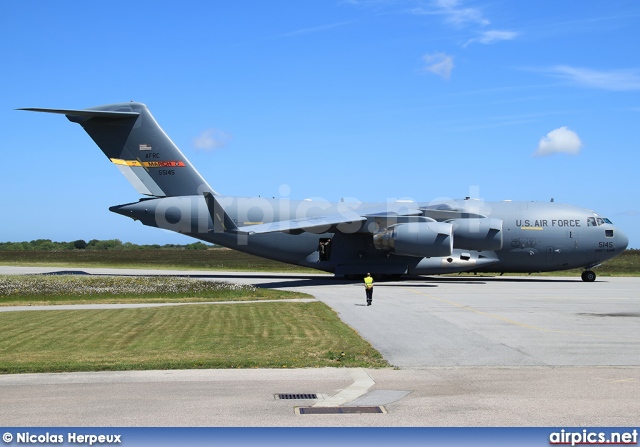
[20,102,628,281]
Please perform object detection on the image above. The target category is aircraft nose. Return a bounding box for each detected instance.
[616,227,629,251]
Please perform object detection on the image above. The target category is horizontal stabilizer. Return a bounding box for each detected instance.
[17,107,139,119]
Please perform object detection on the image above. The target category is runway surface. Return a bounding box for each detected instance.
[1,267,639,426]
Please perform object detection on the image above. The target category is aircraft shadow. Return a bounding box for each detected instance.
[40,270,585,285]
[401,275,581,284]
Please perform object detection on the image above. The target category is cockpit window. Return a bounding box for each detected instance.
[588,216,613,227]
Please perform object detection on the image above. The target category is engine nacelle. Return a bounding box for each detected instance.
[448,218,503,251]
[373,222,453,258]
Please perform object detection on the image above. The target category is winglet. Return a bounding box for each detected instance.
[203,192,238,233]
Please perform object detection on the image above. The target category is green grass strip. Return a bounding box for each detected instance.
[0,275,310,306]
[0,302,388,373]
[0,249,319,272]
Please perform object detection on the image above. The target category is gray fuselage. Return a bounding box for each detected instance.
[111,196,628,277]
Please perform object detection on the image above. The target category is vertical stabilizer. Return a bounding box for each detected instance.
[20,103,214,197]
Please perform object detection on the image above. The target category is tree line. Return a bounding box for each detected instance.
[0,239,212,251]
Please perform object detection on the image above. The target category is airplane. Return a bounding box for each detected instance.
[20,102,628,282]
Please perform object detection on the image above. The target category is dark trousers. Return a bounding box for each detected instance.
[365,287,373,303]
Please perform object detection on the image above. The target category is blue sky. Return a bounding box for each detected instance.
[2,0,639,247]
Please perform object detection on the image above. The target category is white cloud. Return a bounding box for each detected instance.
[193,129,231,151]
[465,29,518,46]
[534,126,583,157]
[410,1,518,54]
[353,0,488,26]
[423,52,454,79]
[542,65,640,91]
[431,0,489,27]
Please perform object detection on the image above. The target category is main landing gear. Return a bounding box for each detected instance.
[581,270,596,282]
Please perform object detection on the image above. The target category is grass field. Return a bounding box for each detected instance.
[0,302,388,373]
[0,247,636,374]
[0,273,389,373]
[0,248,318,272]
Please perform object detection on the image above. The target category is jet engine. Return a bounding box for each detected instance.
[373,222,453,257]
[448,218,503,251]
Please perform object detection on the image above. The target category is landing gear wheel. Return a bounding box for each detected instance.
[581,270,596,282]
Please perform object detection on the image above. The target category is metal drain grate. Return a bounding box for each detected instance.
[275,393,318,400]
[296,406,385,415]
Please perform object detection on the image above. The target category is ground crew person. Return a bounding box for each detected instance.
[364,273,374,306]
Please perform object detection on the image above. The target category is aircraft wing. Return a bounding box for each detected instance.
[235,203,425,235]
[420,202,487,221]
[236,211,367,235]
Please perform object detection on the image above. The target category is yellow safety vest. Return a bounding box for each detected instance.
[364,276,373,289]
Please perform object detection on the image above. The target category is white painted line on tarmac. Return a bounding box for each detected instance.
[313,368,375,407]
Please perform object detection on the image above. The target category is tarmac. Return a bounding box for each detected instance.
[0,267,638,426]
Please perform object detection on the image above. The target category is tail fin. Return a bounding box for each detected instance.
[20,102,214,197]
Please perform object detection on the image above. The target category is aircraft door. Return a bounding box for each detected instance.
[545,246,555,263]
[318,238,332,261]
